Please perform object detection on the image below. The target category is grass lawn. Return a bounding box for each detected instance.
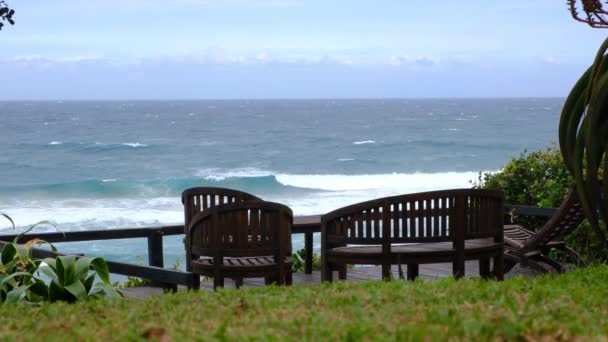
[1,266,608,341]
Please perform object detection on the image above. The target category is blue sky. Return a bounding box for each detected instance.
[1,0,607,99]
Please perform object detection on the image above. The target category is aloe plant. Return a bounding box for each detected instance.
[38,256,121,302]
[0,213,122,304]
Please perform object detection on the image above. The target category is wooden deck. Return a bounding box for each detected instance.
[120,261,540,299]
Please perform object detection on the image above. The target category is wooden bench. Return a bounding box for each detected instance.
[321,189,504,281]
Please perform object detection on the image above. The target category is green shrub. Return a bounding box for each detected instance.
[475,145,608,263]
[291,248,321,272]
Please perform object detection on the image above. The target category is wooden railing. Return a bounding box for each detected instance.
[0,204,557,289]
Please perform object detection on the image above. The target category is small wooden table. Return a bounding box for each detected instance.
[292,215,321,274]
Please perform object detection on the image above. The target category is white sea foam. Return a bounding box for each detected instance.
[49,141,63,145]
[353,140,375,145]
[195,167,273,181]
[121,142,148,148]
[275,171,481,192]
[102,179,117,182]
[337,158,355,162]
[441,128,460,131]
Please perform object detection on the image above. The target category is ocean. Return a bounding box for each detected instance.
[0,98,562,267]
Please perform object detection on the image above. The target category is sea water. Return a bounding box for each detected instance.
[0,98,562,267]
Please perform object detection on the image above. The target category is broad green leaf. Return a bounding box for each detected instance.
[0,272,33,287]
[56,257,65,284]
[5,284,30,304]
[58,256,77,284]
[28,279,48,299]
[64,281,87,301]
[75,257,92,280]
[90,258,111,284]
[14,244,31,261]
[1,243,16,265]
[83,274,95,293]
[38,265,59,284]
[90,282,122,299]
[41,258,57,270]
[49,280,69,302]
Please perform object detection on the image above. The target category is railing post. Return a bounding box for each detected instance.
[305,232,313,274]
[147,230,175,290]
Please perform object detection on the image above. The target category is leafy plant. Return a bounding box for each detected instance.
[0,213,122,304]
[119,276,150,289]
[37,256,121,302]
[291,248,321,273]
[476,146,608,263]
[474,145,572,228]
[0,242,45,304]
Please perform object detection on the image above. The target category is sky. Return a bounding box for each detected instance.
[1,0,608,99]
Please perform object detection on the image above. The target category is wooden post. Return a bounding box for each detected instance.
[148,230,172,289]
[305,232,313,274]
[453,195,466,279]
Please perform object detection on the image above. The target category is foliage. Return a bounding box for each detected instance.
[38,256,121,302]
[559,37,608,247]
[291,248,321,272]
[0,214,121,304]
[476,146,608,263]
[0,242,44,304]
[118,276,150,289]
[0,1,15,31]
[0,266,607,340]
[474,145,572,227]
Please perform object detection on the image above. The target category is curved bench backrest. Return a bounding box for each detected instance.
[182,187,262,233]
[187,201,293,259]
[322,189,504,246]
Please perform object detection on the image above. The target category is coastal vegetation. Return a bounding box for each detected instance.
[0,266,606,340]
[477,145,608,264]
[0,216,120,304]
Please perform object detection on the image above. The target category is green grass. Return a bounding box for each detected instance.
[2,266,608,341]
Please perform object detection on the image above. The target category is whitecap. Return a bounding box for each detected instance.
[102,179,117,183]
[353,140,376,145]
[275,171,489,192]
[195,167,273,181]
[337,158,355,162]
[49,141,63,145]
[121,142,148,148]
[441,128,460,131]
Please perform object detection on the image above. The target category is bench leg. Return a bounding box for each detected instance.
[338,265,347,280]
[493,253,504,281]
[286,271,293,285]
[234,277,244,288]
[407,264,419,281]
[382,263,391,281]
[213,276,224,290]
[453,258,465,279]
[265,275,278,285]
[322,262,333,283]
[479,258,491,279]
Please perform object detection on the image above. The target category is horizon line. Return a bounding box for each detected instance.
[0,96,566,102]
